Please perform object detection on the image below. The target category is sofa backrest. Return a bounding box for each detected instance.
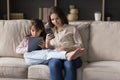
[88,21,120,62]
[0,20,31,58]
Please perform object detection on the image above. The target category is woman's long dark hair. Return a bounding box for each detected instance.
[48,6,68,28]
[28,19,46,40]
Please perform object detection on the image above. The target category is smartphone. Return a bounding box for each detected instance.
[45,28,53,34]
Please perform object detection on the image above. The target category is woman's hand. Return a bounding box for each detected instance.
[66,48,85,61]
[45,34,55,49]
[46,33,55,42]
[79,48,85,55]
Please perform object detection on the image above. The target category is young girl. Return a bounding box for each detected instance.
[16,19,84,65]
[16,19,46,53]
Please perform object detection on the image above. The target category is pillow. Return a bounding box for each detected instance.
[77,23,90,52]
[28,37,44,52]
[76,23,90,63]
[69,22,90,54]
[69,22,90,63]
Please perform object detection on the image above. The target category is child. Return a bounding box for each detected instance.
[16,19,84,65]
[16,19,46,53]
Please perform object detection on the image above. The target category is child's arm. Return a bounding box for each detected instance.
[16,38,28,54]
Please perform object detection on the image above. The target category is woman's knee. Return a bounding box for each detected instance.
[64,61,74,69]
[64,57,82,69]
[48,59,62,68]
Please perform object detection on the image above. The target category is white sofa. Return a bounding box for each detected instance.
[0,20,120,80]
[71,21,120,80]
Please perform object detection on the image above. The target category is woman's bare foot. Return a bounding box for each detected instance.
[66,48,85,61]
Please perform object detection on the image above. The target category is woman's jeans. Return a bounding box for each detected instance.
[48,57,82,80]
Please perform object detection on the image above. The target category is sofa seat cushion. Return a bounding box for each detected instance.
[0,78,35,80]
[28,65,49,80]
[28,64,82,80]
[83,61,120,80]
[0,57,28,78]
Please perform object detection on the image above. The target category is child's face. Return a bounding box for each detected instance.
[30,25,42,37]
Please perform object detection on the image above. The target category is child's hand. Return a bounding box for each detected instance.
[38,41,45,49]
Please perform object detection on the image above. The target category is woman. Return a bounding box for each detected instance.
[46,6,84,80]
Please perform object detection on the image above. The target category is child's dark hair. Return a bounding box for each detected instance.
[28,19,46,40]
[48,6,68,28]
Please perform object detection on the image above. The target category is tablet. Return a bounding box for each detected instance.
[28,37,44,52]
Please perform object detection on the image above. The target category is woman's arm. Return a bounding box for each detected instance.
[45,34,55,49]
[73,27,83,48]
[57,46,77,52]
[58,27,83,52]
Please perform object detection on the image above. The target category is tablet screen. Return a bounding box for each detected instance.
[28,37,43,52]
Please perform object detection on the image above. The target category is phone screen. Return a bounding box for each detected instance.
[45,28,53,34]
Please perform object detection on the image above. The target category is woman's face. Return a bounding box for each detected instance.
[50,13,63,27]
[30,25,42,37]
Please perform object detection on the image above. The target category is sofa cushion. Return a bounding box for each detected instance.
[69,21,90,51]
[69,21,91,62]
[0,20,31,58]
[0,78,35,80]
[28,64,82,80]
[76,22,90,54]
[0,57,28,78]
[88,22,120,62]
[28,65,50,80]
[83,61,120,80]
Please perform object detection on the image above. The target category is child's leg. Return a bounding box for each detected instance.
[24,49,49,64]
[24,49,67,65]
[66,48,84,61]
[24,49,49,59]
[46,50,67,60]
